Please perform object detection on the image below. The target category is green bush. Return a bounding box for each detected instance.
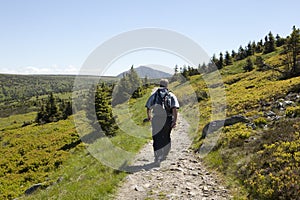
[244,138,300,199]
[286,106,300,118]
[254,117,267,127]
[241,120,300,199]
[222,123,252,148]
[195,89,208,102]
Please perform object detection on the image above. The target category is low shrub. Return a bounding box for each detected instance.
[285,106,300,118]
[241,120,300,199]
[222,123,252,148]
[254,117,267,128]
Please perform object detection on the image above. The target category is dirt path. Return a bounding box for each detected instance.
[114,115,232,200]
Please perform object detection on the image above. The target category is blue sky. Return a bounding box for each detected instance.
[0,0,299,75]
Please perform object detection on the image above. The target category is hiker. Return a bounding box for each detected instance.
[145,79,179,165]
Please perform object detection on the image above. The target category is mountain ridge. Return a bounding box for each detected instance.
[117,66,172,79]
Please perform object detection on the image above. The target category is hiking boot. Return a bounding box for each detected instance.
[154,154,162,167]
[154,160,161,167]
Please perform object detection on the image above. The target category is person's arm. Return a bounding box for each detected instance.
[171,107,178,128]
[146,108,152,121]
[145,93,154,122]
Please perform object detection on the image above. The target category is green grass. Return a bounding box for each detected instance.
[21,147,126,200]
[0,89,152,200]
[0,112,37,131]
[0,116,78,199]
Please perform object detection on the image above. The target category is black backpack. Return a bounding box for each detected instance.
[153,88,172,115]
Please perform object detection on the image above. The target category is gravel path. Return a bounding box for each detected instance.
[114,115,232,200]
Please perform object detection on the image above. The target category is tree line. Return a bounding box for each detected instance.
[174,26,300,79]
[35,92,72,124]
[36,67,148,137]
[0,75,75,103]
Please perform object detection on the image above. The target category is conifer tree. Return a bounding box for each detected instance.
[251,41,257,54]
[174,64,179,74]
[216,52,224,69]
[95,83,118,137]
[128,65,142,93]
[255,56,265,71]
[181,65,189,79]
[112,66,143,105]
[246,41,254,56]
[198,62,207,73]
[36,92,59,123]
[60,100,72,120]
[256,40,264,53]
[231,50,237,59]
[85,85,98,127]
[263,31,276,54]
[284,26,300,76]
[212,54,218,64]
[225,51,233,65]
[275,34,285,47]
[243,57,254,72]
[47,92,58,120]
[236,46,246,60]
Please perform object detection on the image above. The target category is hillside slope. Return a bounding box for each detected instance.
[185,48,300,199]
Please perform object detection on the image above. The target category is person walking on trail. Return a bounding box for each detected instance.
[145,79,180,166]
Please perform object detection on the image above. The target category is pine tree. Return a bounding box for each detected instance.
[112,66,143,105]
[174,64,179,74]
[255,56,265,71]
[284,26,300,76]
[181,65,189,79]
[212,54,218,64]
[243,57,254,72]
[236,46,246,60]
[128,65,142,93]
[60,100,72,120]
[217,52,224,69]
[85,86,98,127]
[231,50,237,59]
[36,92,59,124]
[198,62,207,73]
[263,31,276,54]
[129,66,144,98]
[275,34,285,47]
[251,41,257,54]
[246,41,254,56]
[225,51,233,65]
[256,40,264,53]
[95,83,118,137]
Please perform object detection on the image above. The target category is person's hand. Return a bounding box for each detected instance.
[171,121,177,128]
[143,116,152,123]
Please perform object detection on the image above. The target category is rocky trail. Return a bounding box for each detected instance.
[114,115,232,200]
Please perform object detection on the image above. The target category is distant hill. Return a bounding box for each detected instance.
[117,66,172,79]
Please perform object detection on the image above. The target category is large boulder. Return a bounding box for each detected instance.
[25,183,42,195]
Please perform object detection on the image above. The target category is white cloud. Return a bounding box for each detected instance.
[0,68,18,74]
[0,65,80,75]
[63,65,80,74]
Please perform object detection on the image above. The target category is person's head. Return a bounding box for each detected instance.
[159,79,169,88]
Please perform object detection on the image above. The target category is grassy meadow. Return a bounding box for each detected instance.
[0,83,151,199]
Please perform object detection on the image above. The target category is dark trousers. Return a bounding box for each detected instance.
[152,116,173,160]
